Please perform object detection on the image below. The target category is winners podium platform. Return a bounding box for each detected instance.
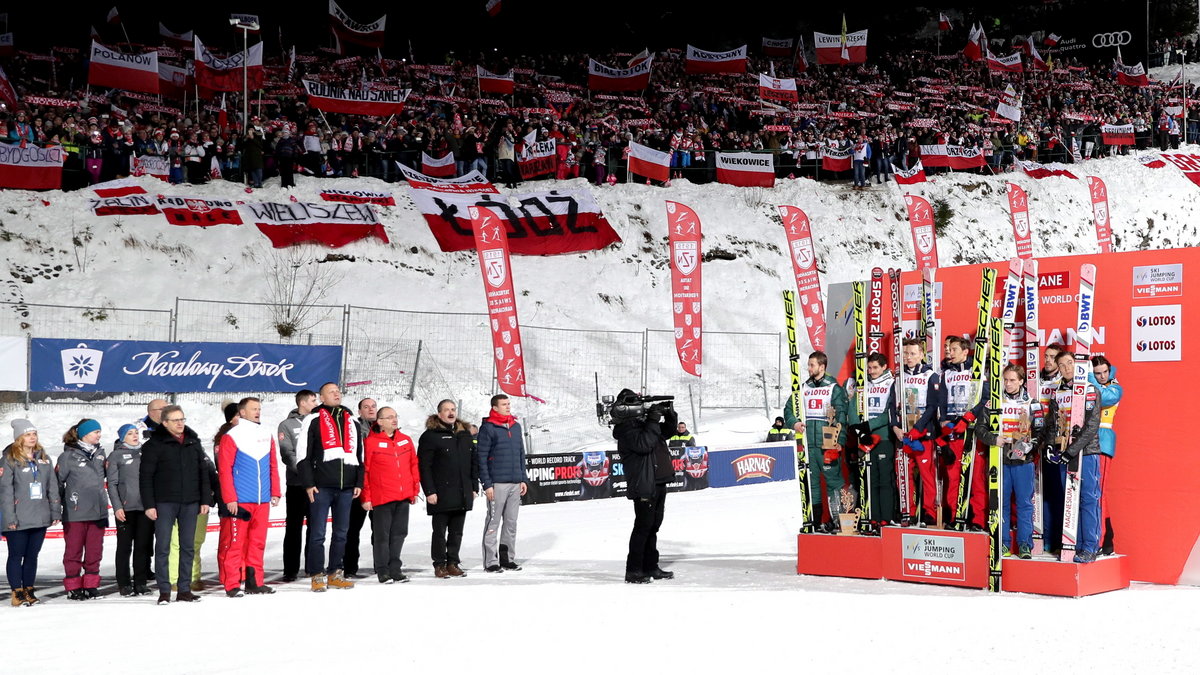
[797,527,1130,597]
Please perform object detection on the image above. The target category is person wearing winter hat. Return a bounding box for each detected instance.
[57,419,110,600]
[2,420,61,606]
[107,423,154,596]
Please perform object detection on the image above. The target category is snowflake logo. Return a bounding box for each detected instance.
[67,355,95,379]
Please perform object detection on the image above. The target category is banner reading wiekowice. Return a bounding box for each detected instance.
[88,41,159,94]
[778,205,826,351]
[684,45,747,75]
[245,201,389,248]
[302,80,408,116]
[715,152,774,187]
[1086,176,1114,253]
[1006,182,1033,259]
[666,201,703,377]
[587,57,653,92]
[820,145,851,172]
[0,143,64,190]
[904,194,939,270]
[470,205,528,398]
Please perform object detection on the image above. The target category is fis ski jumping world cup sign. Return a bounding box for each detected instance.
[901,533,966,582]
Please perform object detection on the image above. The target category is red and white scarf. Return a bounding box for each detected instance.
[318,407,358,464]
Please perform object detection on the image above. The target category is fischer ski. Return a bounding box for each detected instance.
[852,279,874,535]
[1061,263,1096,553]
[987,315,1003,592]
[922,268,939,367]
[954,267,997,531]
[784,290,813,534]
[890,268,914,525]
[1022,258,1044,550]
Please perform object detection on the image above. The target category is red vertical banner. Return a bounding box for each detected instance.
[1086,176,1115,253]
[867,267,885,356]
[666,201,703,377]
[1006,182,1033,259]
[778,205,827,351]
[470,205,528,397]
[904,194,940,269]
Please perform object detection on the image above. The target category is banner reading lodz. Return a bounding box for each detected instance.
[470,205,528,397]
[778,205,827,351]
[666,201,703,377]
[30,338,342,393]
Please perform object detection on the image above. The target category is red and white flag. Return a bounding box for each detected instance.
[757,73,798,102]
[1018,159,1078,180]
[1159,152,1200,186]
[303,79,408,116]
[88,41,159,94]
[820,145,852,172]
[918,143,986,170]
[715,152,774,187]
[158,23,193,47]
[1006,182,1033,259]
[627,48,651,67]
[328,0,386,48]
[319,188,395,206]
[666,201,703,377]
[0,66,18,110]
[421,151,456,178]
[106,7,120,24]
[90,193,160,217]
[588,57,653,91]
[939,13,952,31]
[158,61,192,100]
[1115,57,1149,87]
[1141,154,1168,170]
[1101,124,1135,146]
[485,0,502,17]
[778,205,827,351]
[995,84,1022,122]
[814,29,868,64]
[986,50,1023,73]
[1028,38,1049,71]
[904,194,940,270]
[964,23,984,61]
[246,201,389,248]
[892,160,927,185]
[684,45,747,75]
[0,144,64,190]
[93,177,146,198]
[194,36,264,92]
[518,139,556,179]
[156,195,243,227]
[762,37,794,57]
[1044,33,1060,47]
[1086,176,1114,253]
[0,33,11,57]
[628,140,670,181]
[470,204,530,397]
[477,66,514,95]
[794,36,809,73]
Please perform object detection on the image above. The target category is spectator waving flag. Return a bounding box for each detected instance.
[995,84,1022,122]
[477,66,514,95]
[964,23,984,61]
[1044,33,1060,47]
[0,65,18,109]
[422,151,456,178]
[107,7,120,24]
[986,50,1023,73]
[1028,37,1049,72]
[758,74,798,102]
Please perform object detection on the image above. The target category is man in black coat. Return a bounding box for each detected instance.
[418,400,479,579]
[612,389,677,584]
[139,405,210,605]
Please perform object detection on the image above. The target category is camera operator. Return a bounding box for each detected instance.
[611,389,677,584]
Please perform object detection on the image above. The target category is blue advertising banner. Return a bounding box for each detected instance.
[30,338,342,393]
[707,442,797,488]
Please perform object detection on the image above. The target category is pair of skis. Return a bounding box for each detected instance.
[783,290,814,534]
[1061,264,1097,554]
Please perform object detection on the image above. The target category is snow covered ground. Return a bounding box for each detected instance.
[8,481,1198,674]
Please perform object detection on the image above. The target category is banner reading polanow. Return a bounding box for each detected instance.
[30,339,342,393]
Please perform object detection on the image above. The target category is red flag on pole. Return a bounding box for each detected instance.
[904,194,940,270]
[470,205,529,398]
[778,205,827,351]
[1006,182,1033,259]
[939,13,952,31]
[666,201,703,377]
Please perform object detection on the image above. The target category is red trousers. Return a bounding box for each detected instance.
[943,443,988,527]
[217,503,270,590]
[62,520,104,590]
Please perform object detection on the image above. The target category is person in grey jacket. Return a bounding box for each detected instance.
[56,419,110,600]
[107,424,153,596]
[2,419,61,606]
[277,389,316,582]
[477,394,527,573]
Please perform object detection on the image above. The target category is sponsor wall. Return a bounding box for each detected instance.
[706,441,797,488]
[522,446,706,505]
[826,247,1200,584]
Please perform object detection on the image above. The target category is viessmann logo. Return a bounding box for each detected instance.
[901,533,966,581]
[732,453,776,481]
[1133,264,1183,298]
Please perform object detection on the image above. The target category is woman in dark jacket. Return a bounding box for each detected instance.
[242,129,265,188]
[418,399,478,579]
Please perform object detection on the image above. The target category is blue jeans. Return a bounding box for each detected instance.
[1058,455,1102,554]
[1002,462,1035,549]
[852,160,866,186]
[470,157,487,175]
[306,487,354,575]
[3,527,47,589]
[247,168,262,188]
[153,502,199,593]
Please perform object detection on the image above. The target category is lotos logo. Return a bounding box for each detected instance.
[1136,314,1177,327]
[1137,340,1177,351]
[732,453,776,481]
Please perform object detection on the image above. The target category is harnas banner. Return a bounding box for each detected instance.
[30,338,342,393]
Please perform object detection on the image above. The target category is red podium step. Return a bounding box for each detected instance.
[796,533,883,579]
[1001,554,1130,597]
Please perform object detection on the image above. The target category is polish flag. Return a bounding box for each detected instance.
[820,145,851,172]
[107,7,120,24]
[93,177,147,198]
[477,66,514,95]
[1114,54,1149,87]
[986,50,1023,73]
[1028,38,1049,71]
[964,23,984,62]
[485,0,501,17]
[684,45,747,75]
[1044,33,1060,47]
[88,41,159,95]
[627,48,651,68]
[762,37,794,57]
[421,151,456,178]
[628,141,671,182]
[758,74,798,102]
[588,57,653,92]
[939,13,952,31]
[892,160,927,185]
[714,152,775,187]
[794,36,809,73]
[1018,160,1078,180]
[159,23,193,48]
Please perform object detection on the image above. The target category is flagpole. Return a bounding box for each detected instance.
[119,17,132,48]
[242,25,249,135]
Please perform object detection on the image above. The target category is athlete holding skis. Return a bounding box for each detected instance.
[938,336,989,530]
[850,353,899,528]
[1039,343,1066,553]
[893,339,943,527]
[784,351,850,533]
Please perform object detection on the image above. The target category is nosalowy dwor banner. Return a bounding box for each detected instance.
[0,143,63,190]
[30,338,342,393]
[778,205,827,351]
[194,36,264,93]
[518,139,556,179]
[246,201,389,248]
[1087,176,1115,253]
[157,195,244,226]
[88,41,159,94]
[404,170,620,254]
[666,201,703,377]
[302,79,408,116]
[715,152,774,187]
[905,194,940,270]
[587,57,653,92]
[684,45,747,75]
[1007,182,1033,259]
[1101,124,1136,146]
[813,30,868,64]
[328,0,386,48]
[319,188,395,206]
[470,205,528,398]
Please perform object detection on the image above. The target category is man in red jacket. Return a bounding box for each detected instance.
[217,398,281,596]
[362,407,420,584]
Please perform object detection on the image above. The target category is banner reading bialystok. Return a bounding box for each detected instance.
[30,339,342,393]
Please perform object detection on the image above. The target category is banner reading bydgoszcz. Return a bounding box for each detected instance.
[1086,176,1115,253]
[302,79,408,116]
[88,41,159,94]
[918,143,986,170]
[1101,124,1136,146]
[587,57,653,91]
[778,205,827,351]
[814,30,868,64]
[477,66,514,95]
[518,139,556,179]
[0,143,64,190]
[627,140,670,181]
[684,45,747,74]
[470,205,528,398]
[319,188,395,205]
[905,194,940,269]
[329,0,386,48]
[1006,182,1033,259]
[666,201,703,377]
[820,145,851,171]
[762,37,794,57]
[715,152,774,187]
[757,73,798,102]
[157,195,243,226]
[31,339,341,393]
[194,36,264,92]
[245,201,389,248]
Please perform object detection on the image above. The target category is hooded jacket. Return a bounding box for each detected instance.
[106,440,145,512]
[56,441,110,523]
[1,452,61,530]
[1095,366,1123,458]
[417,416,478,515]
[276,408,306,486]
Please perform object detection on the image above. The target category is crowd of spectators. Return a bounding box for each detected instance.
[1,35,1199,191]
